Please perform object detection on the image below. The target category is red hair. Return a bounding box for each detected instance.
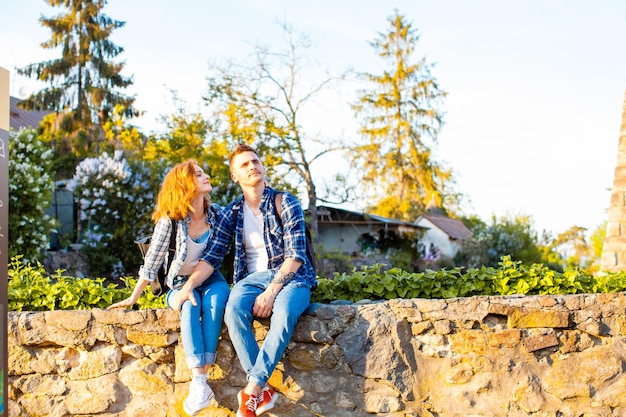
[152,160,209,222]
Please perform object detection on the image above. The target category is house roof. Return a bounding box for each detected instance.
[315,205,427,232]
[10,96,51,130]
[416,195,473,240]
[419,214,472,240]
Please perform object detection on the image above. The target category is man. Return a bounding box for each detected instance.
[184,143,317,417]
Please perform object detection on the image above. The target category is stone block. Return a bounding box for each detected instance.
[523,332,558,352]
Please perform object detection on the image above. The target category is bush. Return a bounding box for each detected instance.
[67,151,155,277]
[8,129,58,262]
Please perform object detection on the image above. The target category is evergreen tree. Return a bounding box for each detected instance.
[352,10,450,221]
[18,0,137,177]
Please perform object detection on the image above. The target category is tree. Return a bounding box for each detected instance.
[588,222,606,273]
[143,97,236,206]
[552,226,592,269]
[18,0,137,177]
[202,22,351,237]
[455,214,545,268]
[352,10,451,221]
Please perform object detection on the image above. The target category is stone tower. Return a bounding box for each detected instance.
[600,89,626,272]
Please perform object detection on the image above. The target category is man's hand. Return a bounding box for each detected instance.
[253,288,278,318]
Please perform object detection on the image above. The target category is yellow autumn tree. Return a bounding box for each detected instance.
[352,10,454,221]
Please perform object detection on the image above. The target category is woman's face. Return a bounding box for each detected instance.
[194,165,212,194]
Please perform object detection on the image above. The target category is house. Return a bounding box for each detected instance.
[314,205,427,254]
[9,96,51,130]
[415,199,472,261]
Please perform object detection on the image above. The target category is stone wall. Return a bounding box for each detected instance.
[8,292,626,417]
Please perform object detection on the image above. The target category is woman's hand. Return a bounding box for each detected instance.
[108,296,138,309]
[170,286,197,311]
[107,278,147,309]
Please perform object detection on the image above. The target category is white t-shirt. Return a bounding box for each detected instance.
[243,202,268,272]
[177,233,208,276]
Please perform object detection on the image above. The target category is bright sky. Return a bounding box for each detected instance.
[2,0,626,238]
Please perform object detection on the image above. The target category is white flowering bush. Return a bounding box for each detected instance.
[8,129,58,261]
[68,151,155,277]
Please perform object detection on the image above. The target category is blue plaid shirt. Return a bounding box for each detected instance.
[201,187,317,289]
[139,203,223,289]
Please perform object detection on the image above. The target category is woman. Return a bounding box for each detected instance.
[108,160,230,416]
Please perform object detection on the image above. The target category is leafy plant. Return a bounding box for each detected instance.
[10,253,626,312]
[8,256,165,311]
[310,256,626,304]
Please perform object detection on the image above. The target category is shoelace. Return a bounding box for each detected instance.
[259,388,270,402]
[245,395,258,411]
[190,381,210,402]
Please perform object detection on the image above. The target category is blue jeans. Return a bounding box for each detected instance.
[224,270,311,387]
[167,271,230,369]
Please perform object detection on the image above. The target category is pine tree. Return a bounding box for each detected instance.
[18,0,137,176]
[352,10,450,221]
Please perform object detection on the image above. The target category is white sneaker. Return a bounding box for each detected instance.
[183,378,214,416]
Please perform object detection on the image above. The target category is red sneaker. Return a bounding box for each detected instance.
[255,386,278,416]
[237,390,258,417]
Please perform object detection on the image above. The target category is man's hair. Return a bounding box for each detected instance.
[229,143,259,171]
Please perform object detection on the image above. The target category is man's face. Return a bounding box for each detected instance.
[231,150,266,187]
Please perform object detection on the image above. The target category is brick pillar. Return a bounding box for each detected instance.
[601,89,626,272]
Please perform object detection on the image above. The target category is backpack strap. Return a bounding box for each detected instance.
[274,191,283,226]
[165,218,176,273]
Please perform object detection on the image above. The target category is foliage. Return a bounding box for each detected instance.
[203,21,351,237]
[552,225,593,270]
[142,101,236,206]
[7,256,166,311]
[357,230,422,271]
[351,10,451,222]
[67,151,154,277]
[588,222,606,273]
[10,254,624,311]
[315,248,356,277]
[310,256,626,304]
[102,105,146,159]
[455,214,544,268]
[17,0,137,176]
[8,129,58,262]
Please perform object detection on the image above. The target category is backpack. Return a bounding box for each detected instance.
[135,218,176,296]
